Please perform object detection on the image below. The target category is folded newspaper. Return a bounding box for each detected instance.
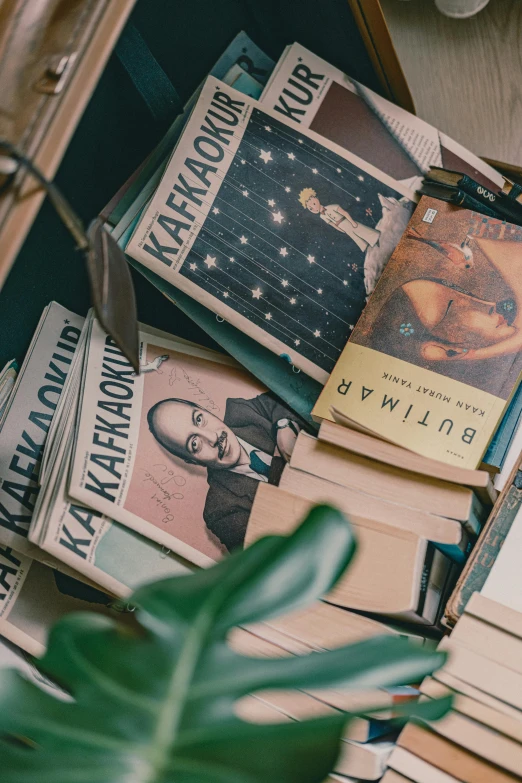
[0,545,131,657]
[125,75,415,383]
[66,316,306,566]
[29,329,194,597]
[0,302,86,574]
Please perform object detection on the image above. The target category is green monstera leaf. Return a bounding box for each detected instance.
[0,506,449,783]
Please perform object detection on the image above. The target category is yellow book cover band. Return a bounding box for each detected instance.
[313,343,506,468]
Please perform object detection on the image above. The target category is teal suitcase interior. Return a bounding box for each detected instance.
[0,0,387,369]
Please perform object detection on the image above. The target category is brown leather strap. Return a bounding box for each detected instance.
[0,0,135,287]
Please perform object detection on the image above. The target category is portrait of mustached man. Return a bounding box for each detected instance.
[147,392,304,552]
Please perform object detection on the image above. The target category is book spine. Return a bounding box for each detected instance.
[415,543,435,620]
[502,180,522,205]
[484,383,522,468]
[420,186,498,218]
[434,538,472,565]
[457,174,499,206]
[459,174,522,224]
[496,194,522,225]
[444,484,522,625]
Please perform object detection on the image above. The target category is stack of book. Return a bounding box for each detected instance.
[246,423,491,626]
[384,591,522,783]
[420,167,522,224]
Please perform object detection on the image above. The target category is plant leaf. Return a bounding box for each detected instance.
[0,506,448,783]
[86,218,140,372]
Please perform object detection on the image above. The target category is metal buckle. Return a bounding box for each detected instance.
[35,53,78,95]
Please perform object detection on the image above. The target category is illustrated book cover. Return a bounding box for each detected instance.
[314,197,522,468]
[260,43,502,193]
[68,319,307,567]
[125,75,415,384]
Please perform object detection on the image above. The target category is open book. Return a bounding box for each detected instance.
[260,42,502,193]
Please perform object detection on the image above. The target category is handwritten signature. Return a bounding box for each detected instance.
[168,365,220,412]
[141,465,186,526]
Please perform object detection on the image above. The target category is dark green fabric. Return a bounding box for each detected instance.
[115,23,182,130]
[0,0,383,367]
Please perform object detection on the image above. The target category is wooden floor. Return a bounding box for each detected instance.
[380,0,522,166]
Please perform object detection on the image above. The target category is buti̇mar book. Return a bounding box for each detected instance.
[313,197,522,469]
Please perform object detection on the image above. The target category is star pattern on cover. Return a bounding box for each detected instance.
[178,107,412,373]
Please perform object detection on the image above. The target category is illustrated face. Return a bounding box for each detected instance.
[306,196,321,213]
[151,401,242,469]
[403,280,516,347]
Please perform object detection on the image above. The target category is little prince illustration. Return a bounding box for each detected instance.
[299,188,380,252]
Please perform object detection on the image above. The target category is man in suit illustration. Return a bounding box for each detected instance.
[147,393,302,552]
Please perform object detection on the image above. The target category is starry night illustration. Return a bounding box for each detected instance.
[179,107,414,375]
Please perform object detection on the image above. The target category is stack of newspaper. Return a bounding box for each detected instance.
[0,302,196,656]
[2,300,336,655]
